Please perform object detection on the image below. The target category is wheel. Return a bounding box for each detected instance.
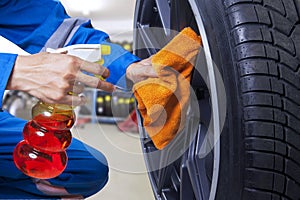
[133,0,300,199]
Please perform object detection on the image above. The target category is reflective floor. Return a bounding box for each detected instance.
[73,123,155,200]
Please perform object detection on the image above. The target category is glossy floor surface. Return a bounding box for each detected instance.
[73,123,155,200]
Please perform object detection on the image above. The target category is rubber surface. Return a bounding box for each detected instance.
[223,0,300,199]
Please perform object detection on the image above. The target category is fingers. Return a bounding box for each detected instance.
[71,82,85,94]
[32,90,87,107]
[96,79,115,92]
[126,60,158,83]
[53,94,87,107]
[78,59,110,79]
[74,57,113,92]
[62,95,87,106]
[66,56,114,92]
[21,53,115,106]
[140,56,152,66]
[144,65,157,77]
[76,72,115,92]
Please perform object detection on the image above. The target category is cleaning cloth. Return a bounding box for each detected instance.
[133,27,202,150]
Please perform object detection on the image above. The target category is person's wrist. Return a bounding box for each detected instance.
[6,55,23,91]
[126,63,135,82]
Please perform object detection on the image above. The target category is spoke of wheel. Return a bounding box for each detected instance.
[136,23,160,55]
[155,0,171,35]
[195,125,211,200]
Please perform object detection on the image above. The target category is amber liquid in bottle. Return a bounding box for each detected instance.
[13,102,75,179]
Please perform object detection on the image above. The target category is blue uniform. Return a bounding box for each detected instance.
[0,0,140,198]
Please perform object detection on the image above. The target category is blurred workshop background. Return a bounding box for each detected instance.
[61,0,136,48]
[3,0,155,200]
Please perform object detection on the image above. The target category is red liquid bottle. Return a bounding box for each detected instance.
[13,101,75,179]
[13,44,110,179]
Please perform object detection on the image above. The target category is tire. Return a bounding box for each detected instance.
[133,0,300,200]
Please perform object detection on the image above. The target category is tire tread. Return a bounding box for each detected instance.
[225,0,300,199]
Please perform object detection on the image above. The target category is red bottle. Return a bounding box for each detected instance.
[13,101,75,179]
[13,44,109,179]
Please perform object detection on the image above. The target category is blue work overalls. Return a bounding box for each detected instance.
[0,0,140,198]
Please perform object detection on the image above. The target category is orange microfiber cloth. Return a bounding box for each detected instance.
[133,27,202,150]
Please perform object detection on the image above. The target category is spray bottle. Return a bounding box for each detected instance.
[13,44,110,179]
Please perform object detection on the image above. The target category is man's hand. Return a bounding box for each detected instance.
[126,57,157,83]
[6,52,114,106]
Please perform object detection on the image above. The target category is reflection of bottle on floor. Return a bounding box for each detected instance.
[117,109,138,133]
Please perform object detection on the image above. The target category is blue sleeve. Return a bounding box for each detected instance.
[100,42,141,86]
[0,0,140,88]
[0,0,68,53]
[0,53,17,108]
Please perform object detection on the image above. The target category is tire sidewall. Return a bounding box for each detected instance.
[194,0,245,199]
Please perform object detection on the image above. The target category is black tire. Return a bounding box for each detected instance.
[134,0,300,200]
